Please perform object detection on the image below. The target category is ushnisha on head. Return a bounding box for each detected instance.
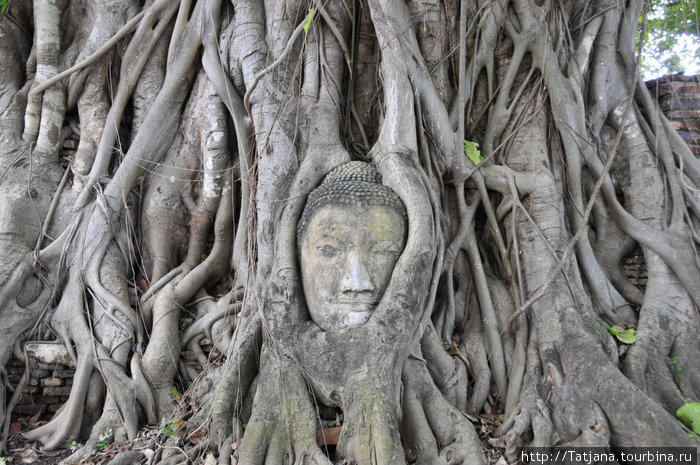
[298,161,408,331]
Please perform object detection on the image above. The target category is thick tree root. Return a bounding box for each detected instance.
[402,358,485,465]
[235,348,331,465]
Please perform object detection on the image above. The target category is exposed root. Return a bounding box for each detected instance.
[402,357,485,465]
[2,0,699,462]
[25,357,93,450]
[235,348,331,465]
[497,338,552,461]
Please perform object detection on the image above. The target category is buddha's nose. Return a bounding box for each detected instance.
[340,250,373,294]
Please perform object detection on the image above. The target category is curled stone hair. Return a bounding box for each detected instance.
[297,161,408,246]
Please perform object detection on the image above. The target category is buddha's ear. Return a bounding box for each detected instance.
[371,152,437,346]
[271,151,349,282]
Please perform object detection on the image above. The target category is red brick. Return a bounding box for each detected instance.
[43,386,72,396]
[35,363,57,371]
[667,110,700,119]
[41,377,63,387]
[670,84,700,94]
[671,121,687,130]
[10,422,22,435]
[31,369,50,378]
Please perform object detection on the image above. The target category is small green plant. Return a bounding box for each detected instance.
[96,427,112,450]
[0,0,9,16]
[464,140,485,166]
[677,402,700,434]
[161,417,180,437]
[303,8,314,41]
[669,356,683,372]
[69,440,80,452]
[171,385,181,397]
[600,322,636,344]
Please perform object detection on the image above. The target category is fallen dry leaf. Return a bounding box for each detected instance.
[174,419,186,432]
[21,448,39,464]
[187,427,207,445]
[10,422,22,435]
[27,410,43,428]
[488,437,505,449]
[316,426,342,446]
[118,441,132,453]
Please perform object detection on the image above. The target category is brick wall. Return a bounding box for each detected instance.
[6,358,73,428]
[646,74,700,157]
[624,74,700,287]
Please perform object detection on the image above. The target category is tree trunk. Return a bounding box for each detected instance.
[0,0,698,463]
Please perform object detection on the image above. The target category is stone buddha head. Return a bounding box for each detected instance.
[297,162,408,331]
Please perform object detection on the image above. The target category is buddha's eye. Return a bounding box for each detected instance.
[371,240,402,257]
[316,245,341,257]
[372,247,401,257]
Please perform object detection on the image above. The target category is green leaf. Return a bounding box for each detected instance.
[303,8,314,38]
[599,322,635,344]
[464,140,484,166]
[616,328,636,344]
[0,0,7,15]
[160,418,182,437]
[172,386,180,397]
[164,423,175,436]
[677,403,700,434]
[669,356,684,372]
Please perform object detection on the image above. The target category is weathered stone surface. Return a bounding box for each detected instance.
[645,75,700,160]
[42,386,72,396]
[41,377,63,387]
[32,369,51,378]
[25,342,75,368]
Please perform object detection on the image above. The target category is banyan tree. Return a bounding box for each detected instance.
[0,0,698,463]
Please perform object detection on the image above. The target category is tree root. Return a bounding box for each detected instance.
[460,301,491,416]
[25,357,93,450]
[142,180,233,418]
[23,0,67,160]
[402,357,485,465]
[497,337,552,461]
[337,387,404,465]
[235,348,331,465]
[209,313,261,453]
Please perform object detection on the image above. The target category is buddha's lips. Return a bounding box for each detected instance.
[332,297,378,304]
[344,310,371,326]
[326,299,379,309]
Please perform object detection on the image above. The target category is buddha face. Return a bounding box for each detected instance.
[300,204,407,331]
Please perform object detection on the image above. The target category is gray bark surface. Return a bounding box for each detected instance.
[0,0,698,463]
